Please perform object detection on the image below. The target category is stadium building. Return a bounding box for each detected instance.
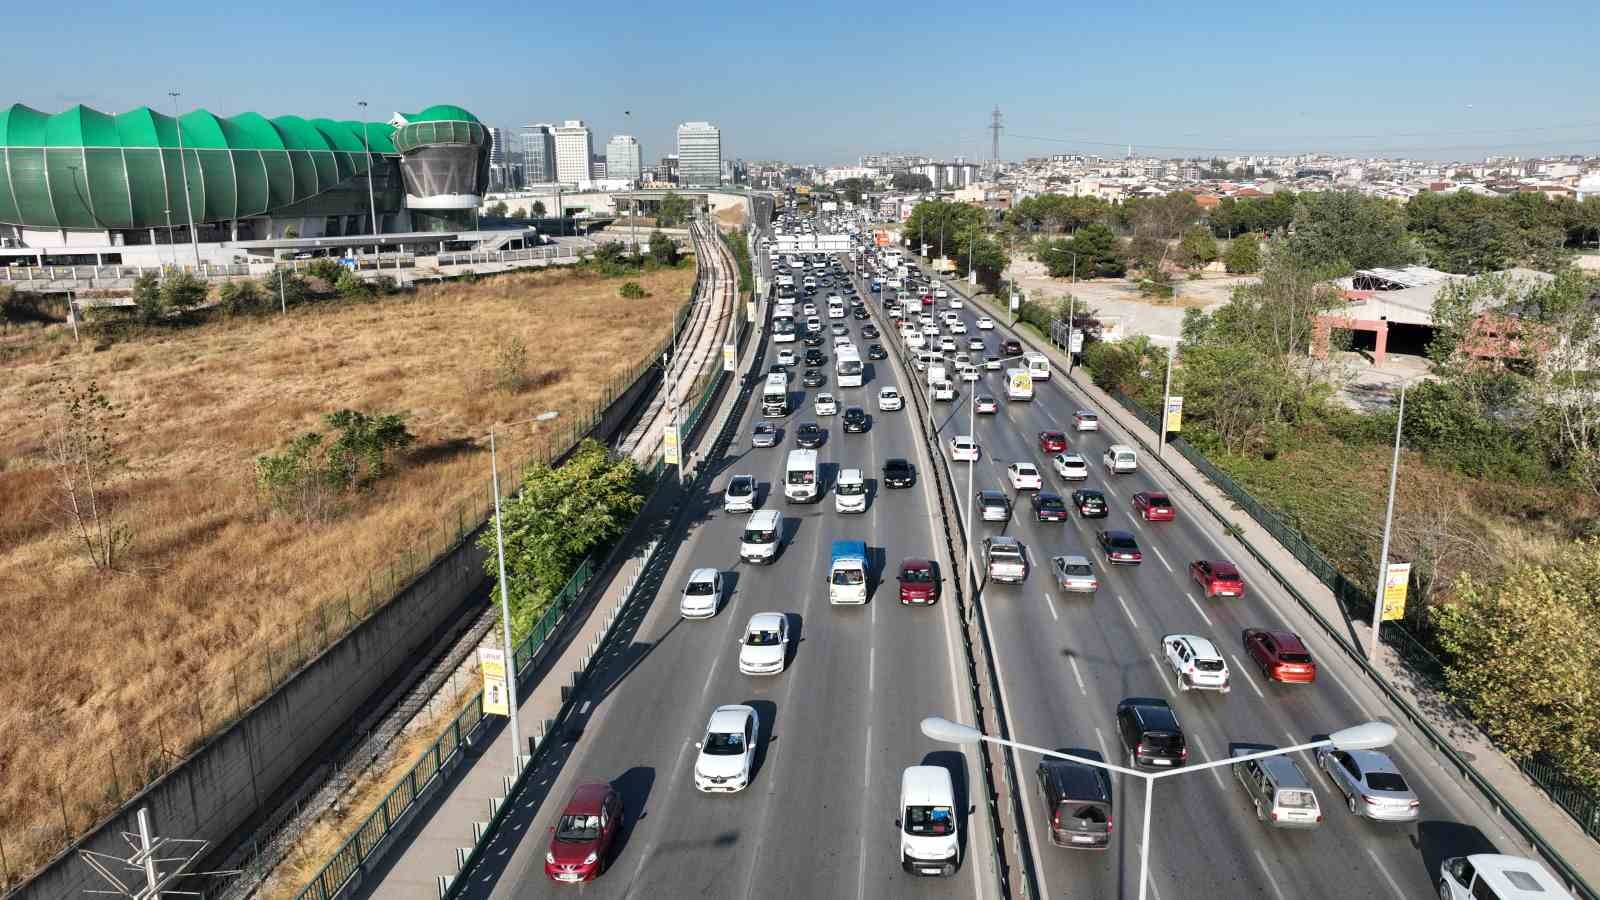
[0,102,489,266]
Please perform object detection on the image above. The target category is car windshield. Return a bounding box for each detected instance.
[838,480,864,495]
[743,528,777,543]
[729,480,752,495]
[832,569,865,585]
[1039,496,1063,508]
[904,805,955,836]
[685,580,715,595]
[1366,772,1409,792]
[703,731,745,755]
[788,470,815,485]
[555,813,602,842]
[901,567,933,583]
[1062,562,1093,577]
[747,628,782,647]
[1278,789,1316,809]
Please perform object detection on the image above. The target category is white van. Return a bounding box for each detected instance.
[898,766,959,877]
[1024,350,1051,381]
[739,509,783,565]
[835,467,867,514]
[1439,854,1575,900]
[785,449,819,502]
[1104,444,1138,474]
[1006,368,1034,401]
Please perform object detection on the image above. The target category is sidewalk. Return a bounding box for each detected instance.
[941,275,1600,891]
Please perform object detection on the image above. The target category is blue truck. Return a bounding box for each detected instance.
[828,539,868,605]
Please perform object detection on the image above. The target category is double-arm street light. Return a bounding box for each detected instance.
[921,715,1398,900]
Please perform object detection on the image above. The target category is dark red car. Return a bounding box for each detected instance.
[545,782,622,883]
[1189,560,1245,598]
[1132,491,1175,522]
[1242,629,1318,684]
[898,558,940,605]
[1002,339,1023,355]
[1038,430,1069,454]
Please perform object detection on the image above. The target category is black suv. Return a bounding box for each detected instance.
[883,458,916,488]
[795,422,825,448]
[1071,489,1108,518]
[1116,698,1188,769]
[852,307,869,320]
[1037,749,1113,849]
[842,406,868,433]
[804,349,826,368]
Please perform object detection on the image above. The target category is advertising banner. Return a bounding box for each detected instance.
[663,426,681,465]
[723,342,736,372]
[479,647,509,717]
[1381,562,1412,622]
[1164,396,1184,433]
[1070,330,1084,353]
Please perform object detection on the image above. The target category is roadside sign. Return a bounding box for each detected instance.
[1069,329,1084,353]
[723,342,736,372]
[747,300,757,323]
[663,425,681,465]
[1164,396,1184,433]
[479,647,509,717]
[1381,562,1411,621]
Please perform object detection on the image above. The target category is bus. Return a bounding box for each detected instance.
[773,315,797,343]
[1023,351,1051,381]
[836,345,863,387]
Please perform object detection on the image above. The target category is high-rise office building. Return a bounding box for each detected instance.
[606,134,643,182]
[521,123,557,184]
[552,120,593,185]
[676,121,722,187]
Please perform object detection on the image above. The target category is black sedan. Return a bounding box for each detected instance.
[1097,530,1143,565]
[803,349,827,368]
[862,324,880,339]
[801,368,826,388]
[883,458,916,488]
[852,307,869,320]
[803,332,825,347]
[1072,489,1108,518]
[1032,492,1069,523]
[867,343,888,360]
[843,406,869,433]
[795,422,826,448]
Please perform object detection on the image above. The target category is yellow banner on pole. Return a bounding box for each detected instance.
[663,426,680,466]
[1165,396,1184,433]
[479,647,510,717]
[1381,562,1411,622]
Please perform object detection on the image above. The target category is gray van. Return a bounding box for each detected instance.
[1036,749,1113,849]
[1231,744,1322,829]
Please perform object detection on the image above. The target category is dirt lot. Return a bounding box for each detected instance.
[1008,255,1256,339]
[0,263,692,887]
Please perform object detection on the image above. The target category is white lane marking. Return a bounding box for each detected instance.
[1365,845,1409,899]
[857,724,872,900]
[1151,652,1175,697]
[1117,594,1139,629]
[1068,656,1087,696]
[1185,592,1215,628]
[1230,654,1266,699]
[701,663,717,695]
[1253,848,1289,900]
[868,645,876,693]
[1094,727,1111,761]
[578,700,591,715]
[1149,544,1173,572]
[981,599,1054,900]
[1187,734,1227,789]
[1286,730,1314,762]
[1045,591,1058,622]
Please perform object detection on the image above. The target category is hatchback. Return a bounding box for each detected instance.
[776,349,795,367]
[803,332,824,347]
[1002,339,1023,355]
[984,355,1002,370]
[802,368,826,388]
[804,349,826,367]
[968,337,986,351]
[544,783,622,883]
[1161,634,1230,692]
[842,406,868,433]
[1074,410,1100,431]
[751,423,780,448]
[975,395,999,414]
[1116,698,1188,769]
[795,422,825,448]
[877,386,902,411]
[867,343,887,360]
[814,393,838,416]
[723,474,756,513]
[1071,489,1107,518]
[1132,492,1175,522]
[1007,462,1043,491]
[950,435,980,461]
[883,458,916,488]
[862,325,880,339]
[1053,453,1088,481]
[1190,560,1245,598]
[897,558,940,605]
[1038,431,1068,453]
[738,612,790,675]
[679,568,723,619]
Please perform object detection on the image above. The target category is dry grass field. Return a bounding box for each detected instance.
[0,262,693,886]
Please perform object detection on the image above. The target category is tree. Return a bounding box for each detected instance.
[1175,226,1218,271]
[1284,191,1416,272]
[218,278,265,316]
[38,379,134,569]
[1222,233,1262,273]
[511,206,527,219]
[1126,192,1203,241]
[837,177,867,205]
[1043,224,1125,278]
[648,229,679,266]
[892,172,933,192]
[656,192,692,227]
[487,200,509,218]
[255,409,414,521]
[531,200,547,217]
[132,271,166,323]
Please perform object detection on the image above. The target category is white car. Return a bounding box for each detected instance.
[968,337,985,351]
[950,320,967,334]
[680,567,723,619]
[834,335,853,349]
[939,337,958,353]
[976,316,994,330]
[723,474,757,513]
[1162,634,1231,692]
[694,704,757,792]
[905,330,927,349]
[806,316,822,332]
[950,435,979,461]
[922,324,940,338]
[919,313,935,326]
[803,303,818,316]
[942,312,960,327]
[953,352,972,368]
[1052,452,1089,481]
[1007,462,1043,491]
[960,366,979,382]
[776,349,795,367]
[983,355,1002,370]
[878,386,903,411]
[738,613,790,675]
[975,395,999,414]
[815,393,838,416]
[1075,410,1101,432]
[948,296,964,309]
[932,380,956,401]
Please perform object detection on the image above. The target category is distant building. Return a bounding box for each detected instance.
[590,156,607,179]
[552,120,593,185]
[606,134,642,182]
[677,121,722,187]
[521,124,557,184]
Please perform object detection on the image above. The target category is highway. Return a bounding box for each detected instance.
[485,252,999,897]
[875,253,1533,899]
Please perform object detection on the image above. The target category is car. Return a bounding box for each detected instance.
[830,322,849,337]
[1053,452,1089,481]
[1050,554,1098,593]
[1031,491,1069,522]
[1038,430,1068,453]
[751,422,780,448]
[862,324,880,339]
[956,365,976,382]
[984,535,1028,583]
[805,316,822,332]
[1008,462,1043,490]
[1190,560,1245,598]
[953,352,972,368]
[939,337,958,353]
[804,348,826,367]
[781,348,804,367]
[1036,750,1113,850]
[833,336,853,350]
[802,368,826,389]
[922,324,940,338]
[843,406,868,433]
[1116,697,1188,769]
[1242,628,1318,683]
[1132,491,1176,522]
[814,392,840,416]
[1074,410,1100,431]
[543,783,623,883]
[976,489,1011,522]
[897,558,941,605]
[1002,339,1023,355]
[1161,634,1230,693]
[968,337,986,351]
[738,612,790,675]
[1315,747,1419,821]
[931,380,956,401]
[694,704,758,792]
[679,567,723,619]
[768,363,786,377]
[803,303,817,316]
[950,319,967,334]
[976,316,995,330]
[975,395,999,414]
[802,332,824,347]
[1071,489,1108,518]
[983,354,1002,370]
[723,474,756,513]
[950,435,980,461]
[867,342,887,360]
[1097,530,1142,564]
[883,458,916,488]
[795,422,825,448]
[878,386,903,411]
[852,307,869,320]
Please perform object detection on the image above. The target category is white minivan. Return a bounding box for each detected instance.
[739,509,784,565]
[898,766,960,877]
[835,467,867,514]
[1439,854,1574,900]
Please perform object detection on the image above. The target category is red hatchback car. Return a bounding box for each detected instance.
[1038,430,1069,453]
[1242,629,1318,684]
[898,558,940,605]
[545,782,622,883]
[1189,560,1245,598]
[1132,491,1175,522]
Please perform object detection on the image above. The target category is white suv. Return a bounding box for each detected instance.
[1162,634,1230,692]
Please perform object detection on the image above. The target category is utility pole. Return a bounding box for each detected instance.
[79,805,237,898]
[1158,339,1176,459]
[488,432,525,776]
[359,101,380,257]
[168,92,201,271]
[1369,381,1408,663]
[989,106,1003,164]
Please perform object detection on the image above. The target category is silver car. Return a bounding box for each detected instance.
[1315,748,1420,821]
[1050,555,1098,593]
[679,568,723,619]
[752,422,780,448]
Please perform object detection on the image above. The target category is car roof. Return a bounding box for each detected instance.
[747,509,781,527]
[1464,854,1571,898]
[838,467,863,480]
[900,765,954,805]
[1012,461,1038,470]
[1342,748,1401,775]
[1143,492,1171,502]
[1041,429,1065,436]
[900,558,933,571]
[708,704,754,733]
[988,535,1022,548]
[564,782,613,814]
[688,567,719,582]
[746,611,785,631]
[1040,756,1109,801]
[1166,634,1222,659]
[1128,701,1180,731]
[730,473,754,484]
[979,489,1008,500]
[1208,560,1240,576]
[1077,409,1097,416]
[1056,554,1092,567]
[1104,529,1137,540]
[1265,630,1308,652]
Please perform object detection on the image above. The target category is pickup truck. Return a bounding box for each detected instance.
[984,536,1028,584]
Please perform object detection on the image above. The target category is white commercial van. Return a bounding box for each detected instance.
[1006,368,1034,401]
[836,345,863,387]
[1024,351,1051,381]
[898,766,959,877]
[1104,444,1138,474]
[739,509,783,565]
[784,449,819,502]
[835,468,867,513]
[762,372,789,417]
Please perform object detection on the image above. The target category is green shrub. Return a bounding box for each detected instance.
[306,258,344,283]
[619,281,648,299]
[218,279,266,316]
[132,272,166,323]
[255,409,414,522]
[334,268,374,300]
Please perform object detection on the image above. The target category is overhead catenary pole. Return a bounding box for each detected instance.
[359,100,380,257]
[168,92,201,271]
[1369,380,1408,662]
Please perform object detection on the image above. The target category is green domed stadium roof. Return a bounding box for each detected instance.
[405,104,480,124]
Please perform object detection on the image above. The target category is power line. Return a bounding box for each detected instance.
[1006,124,1600,157]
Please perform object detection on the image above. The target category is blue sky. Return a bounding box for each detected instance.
[11,0,1599,164]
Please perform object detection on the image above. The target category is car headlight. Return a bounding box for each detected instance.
[584,852,598,866]
[546,851,556,864]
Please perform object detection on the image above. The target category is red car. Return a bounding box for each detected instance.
[898,558,940,605]
[1242,629,1318,684]
[545,782,622,883]
[1038,430,1069,453]
[1189,560,1245,598]
[1132,491,1175,522]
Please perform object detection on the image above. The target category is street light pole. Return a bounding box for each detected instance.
[1158,338,1176,460]
[358,101,379,257]
[169,92,201,270]
[1369,379,1408,662]
[488,430,524,776]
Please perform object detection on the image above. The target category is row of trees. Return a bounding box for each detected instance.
[485,200,550,219]
[901,200,1009,289]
